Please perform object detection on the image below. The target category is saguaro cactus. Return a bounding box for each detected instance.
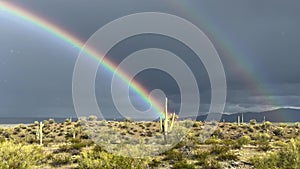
[241,113,244,123]
[36,121,44,145]
[160,97,176,143]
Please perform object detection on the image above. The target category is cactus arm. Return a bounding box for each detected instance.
[164,97,168,134]
[170,113,175,131]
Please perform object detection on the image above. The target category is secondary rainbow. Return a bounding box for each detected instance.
[0,1,165,118]
[169,1,298,122]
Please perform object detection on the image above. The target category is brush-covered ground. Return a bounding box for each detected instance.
[0,118,299,169]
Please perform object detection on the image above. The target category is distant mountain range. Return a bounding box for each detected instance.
[0,108,299,124]
[194,108,300,123]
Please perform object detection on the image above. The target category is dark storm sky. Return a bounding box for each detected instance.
[0,0,300,118]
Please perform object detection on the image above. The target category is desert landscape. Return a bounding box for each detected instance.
[0,117,299,169]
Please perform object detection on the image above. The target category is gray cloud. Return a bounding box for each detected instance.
[0,0,300,118]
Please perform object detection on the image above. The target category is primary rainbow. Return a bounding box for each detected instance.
[0,1,165,118]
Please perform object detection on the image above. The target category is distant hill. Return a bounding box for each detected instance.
[1,108,299,124]
[194,108,300,123]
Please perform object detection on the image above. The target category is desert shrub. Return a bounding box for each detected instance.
[273,127,284,136]
[202,159,222,169]
[204,137,221,145]
[237,135,251,146]
[217,151,238,161]
[249,119,256,125]
[0,136,5,143]
[65,118,72,123]
[230,125,237,130]
[258,143,271,151]
[93,144,107,152]
[172,160,195,169]
[192,122,200,127]
[173,140,186,149]
[71,140,93,150]
[78,150,148,169]
[250,153,279,169]
[88,115,98,121]
[212,129,224,139]
[49,118,55,124]
[148,158,161,167]
[273,140,287,147]
[50,152,73,166]
[124,118,133,123]
[220,138,231,144]
[279,123,288,128]
[248,126,255,132]
[276,138,300,168]
[0,141,45,169]
[210,145,229,155]
[43,120,49,125]
[262,121,272,129]
[57,140,93,154]
[163,149,185,161]
[182,120,194,128]
[294,122,300,128]
[251,137,300,169]
[194,151,210,165]
[256,133,271,151]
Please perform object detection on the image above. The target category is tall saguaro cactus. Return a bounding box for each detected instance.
[160,97,176,143]
[36,121,44,145]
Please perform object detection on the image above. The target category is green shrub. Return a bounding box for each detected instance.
[49,118,55,124]
[202,159,222,169]
[279,123,288,128]
[251,137,300,169]
[250,153,279,169]
[148,158,160,167]
[230,125,237,130]
[277,138,300,168]
[0,141,45,169]
[50,152,73,166]
[210,145,229,155]
[217,152,238,161]
[65,118,72,123]
[0,136,5,143]
[273,140,288,147]
[88,115,98,121]
[71,140,93,149]
[194,151,210,165]
[78,150,148,169]
[43,120,49,125]
[249,119,257,125]
[237,135,251,146]
[263,121,272,129]
[248,126,255,132]
[256,133,271,151]
[172,160,195,169]
[163,149,185,161]
[273,127,284,136]
[204,137,221,145]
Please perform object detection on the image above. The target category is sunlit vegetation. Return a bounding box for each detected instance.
[0,118,299,168]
